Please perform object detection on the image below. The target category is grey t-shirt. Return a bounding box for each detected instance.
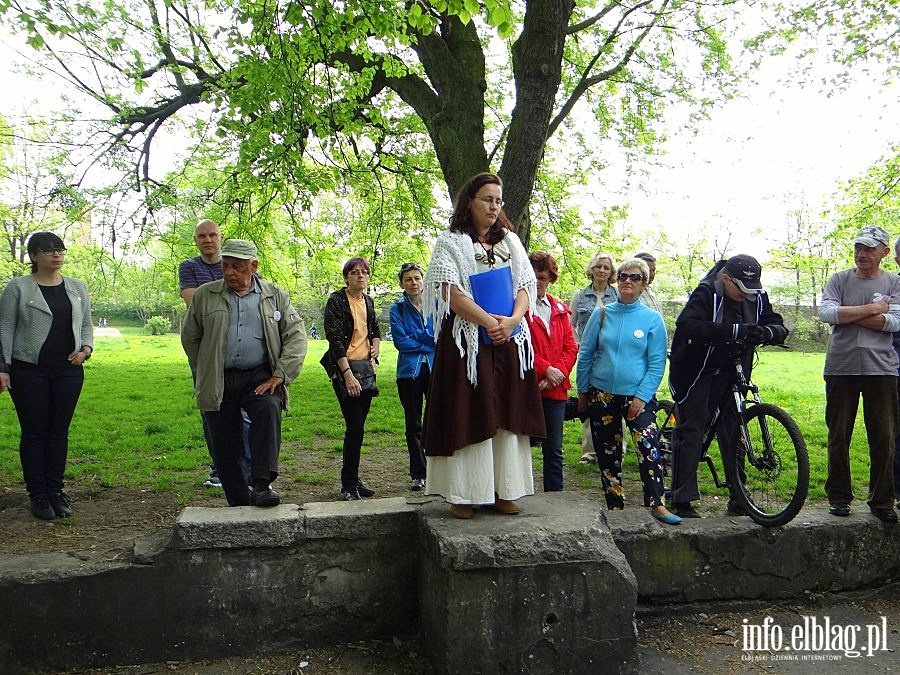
[820,269,900,376]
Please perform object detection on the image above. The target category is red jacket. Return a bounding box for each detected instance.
[526,293,578,401]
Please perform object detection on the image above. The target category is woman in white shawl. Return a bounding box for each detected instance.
[422,172,546,519]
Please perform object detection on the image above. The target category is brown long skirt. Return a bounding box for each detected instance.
[423,323,546,457]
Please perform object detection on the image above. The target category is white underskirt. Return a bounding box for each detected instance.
[425,428,535,505]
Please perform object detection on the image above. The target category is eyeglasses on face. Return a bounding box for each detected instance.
[347,269,370,276]
[39,248,67,255]
[617,272,644,283]
[476,196,504,207]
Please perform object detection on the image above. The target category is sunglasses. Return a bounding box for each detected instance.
[400,263,423,274]
[617,273,644,283]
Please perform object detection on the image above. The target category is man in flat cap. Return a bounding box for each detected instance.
[182,239,307,507]
[820,226,900,523]
[668,254,788,518]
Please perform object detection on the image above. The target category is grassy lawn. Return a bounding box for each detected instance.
[0,330,880,507]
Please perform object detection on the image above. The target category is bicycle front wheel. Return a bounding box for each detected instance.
[729,403,809,527]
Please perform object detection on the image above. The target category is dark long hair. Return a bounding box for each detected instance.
[449,172,513,245]
[26,232,65,274]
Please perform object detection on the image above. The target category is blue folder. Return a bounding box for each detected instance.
[469,266,521,345]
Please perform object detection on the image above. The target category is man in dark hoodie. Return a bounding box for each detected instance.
[668,255,788,518]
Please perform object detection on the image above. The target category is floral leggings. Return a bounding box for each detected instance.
[586,389,666,509]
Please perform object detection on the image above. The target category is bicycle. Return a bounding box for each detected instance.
[655,344,809,527]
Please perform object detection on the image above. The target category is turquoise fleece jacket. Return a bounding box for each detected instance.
[576,300,667,403]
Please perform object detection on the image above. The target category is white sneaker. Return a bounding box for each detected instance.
[578,452,598,465]
[203,472,222,488]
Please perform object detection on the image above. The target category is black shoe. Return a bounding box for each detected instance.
[671,502,702,519]
[870,508,898,524]
[29,496,56,521]
[725,498,749,517]
[409,478,426,491]
[48,492,73,518]
[829,503,851,517]
[356,481,375,498]
[341,488,361,501]
[250,486,280,507]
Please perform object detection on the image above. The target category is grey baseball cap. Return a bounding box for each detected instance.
[220,239,258,260]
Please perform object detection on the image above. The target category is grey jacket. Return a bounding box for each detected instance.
[0,274,93,370]
[181,278,308,411]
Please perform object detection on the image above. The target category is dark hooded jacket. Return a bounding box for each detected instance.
[668,260,788,403]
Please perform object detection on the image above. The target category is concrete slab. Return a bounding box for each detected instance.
[608,506,900,603]
[302,496,424,539]
[175,503,304,549]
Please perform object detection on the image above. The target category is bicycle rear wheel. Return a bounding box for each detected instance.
[729,403,809,527]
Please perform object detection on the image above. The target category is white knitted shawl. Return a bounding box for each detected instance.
[423,229,536,386]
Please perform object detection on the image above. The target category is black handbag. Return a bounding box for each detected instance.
[346,359,379,397]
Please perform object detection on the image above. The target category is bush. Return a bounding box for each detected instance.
[145,316,172,335]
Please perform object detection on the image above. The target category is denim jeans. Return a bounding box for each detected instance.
[9,360,84,498]
[539,398,566,491]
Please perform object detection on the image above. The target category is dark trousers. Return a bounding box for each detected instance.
[539,398,566,491]
[397,366,429,480]
[670,370,740,504]
[587,391,665,509]
[9,360,84,498]
[334,383,373,490]
[192,364,251,475]
[894,377,900,501]
[205,365,282,506]
[825,375,897,510]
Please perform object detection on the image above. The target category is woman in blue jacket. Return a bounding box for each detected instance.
[576,258,679,525]
[389,262,435,491]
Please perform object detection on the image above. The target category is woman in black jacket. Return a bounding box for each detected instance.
[321,257,381,500]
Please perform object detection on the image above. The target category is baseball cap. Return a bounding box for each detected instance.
[724,254,763,294]
[853,226,889,248]
[220,239,258,260]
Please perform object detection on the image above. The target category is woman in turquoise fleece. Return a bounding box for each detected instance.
[576,258,680,525]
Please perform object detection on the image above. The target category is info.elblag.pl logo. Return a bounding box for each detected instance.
[741,616,891,662]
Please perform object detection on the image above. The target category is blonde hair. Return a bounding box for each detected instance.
[585,252,617,280]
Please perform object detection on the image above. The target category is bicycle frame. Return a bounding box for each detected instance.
[694,349,761,489]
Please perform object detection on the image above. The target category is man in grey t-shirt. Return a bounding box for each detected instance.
[819,225,900,523]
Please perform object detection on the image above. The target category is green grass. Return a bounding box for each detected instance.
[0,334,883,507]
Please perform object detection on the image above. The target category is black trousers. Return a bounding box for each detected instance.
[334,382,373,491]
[9,360,84,498]
[396,365,429,480]
[204,364,282,506]
[670,369,741,504]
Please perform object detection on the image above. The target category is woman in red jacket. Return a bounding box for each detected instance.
[526,251,578,491]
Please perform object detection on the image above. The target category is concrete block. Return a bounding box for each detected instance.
[303,496,422,539]
[175,503,304,549]
[418,492,638,674]
[610,507,900,603]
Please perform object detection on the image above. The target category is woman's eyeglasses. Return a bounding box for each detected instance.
[617,273,644,283]
[476,196,504,207]
[39,248,67,255]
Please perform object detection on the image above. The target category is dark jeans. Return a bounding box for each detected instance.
[9,360,84,498]
[670,370,741,504]
[539,397,566,491]
[396,366,429,480]
[334,382,373,490]
[825,375,897,510]
[204,365,282,506]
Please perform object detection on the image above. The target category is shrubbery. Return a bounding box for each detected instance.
[145,316,171,335]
